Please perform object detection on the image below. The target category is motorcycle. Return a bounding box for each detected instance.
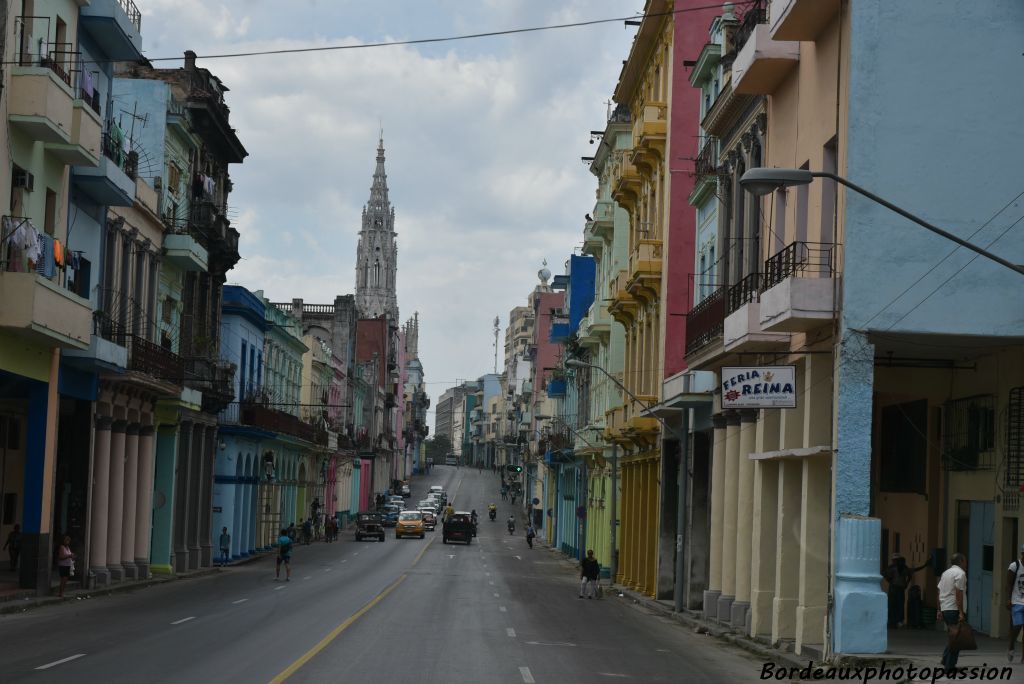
[489,509,497,521]
[507,520,516,535]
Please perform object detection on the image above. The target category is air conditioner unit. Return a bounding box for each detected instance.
[13,170,34,191]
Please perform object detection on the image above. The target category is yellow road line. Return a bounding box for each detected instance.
[412,536,433,567]
[267,574,407,684]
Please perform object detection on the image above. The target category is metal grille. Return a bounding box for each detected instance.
[943,394,996,471]
[1006,387,1024,488]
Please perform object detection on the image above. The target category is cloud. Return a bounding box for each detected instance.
[134,1,638,413]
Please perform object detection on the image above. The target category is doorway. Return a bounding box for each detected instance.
[958,500,994,634]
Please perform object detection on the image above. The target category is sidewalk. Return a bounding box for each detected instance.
[0,548,272,615]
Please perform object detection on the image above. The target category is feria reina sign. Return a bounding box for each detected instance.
[720,366,797,409]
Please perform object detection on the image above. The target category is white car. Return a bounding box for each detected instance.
[429,485,443,495]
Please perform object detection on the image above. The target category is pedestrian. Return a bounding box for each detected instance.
[3,523,21,571]
[1006,544,1024,662]
[275,528,293,581]
[56,535,75,598]
[219,527,231,566]
[510,492,517,506]
[938,553,968,675]
[526,523,535,549]
[288,522,297,542]
[302,518,313,545]
[580,549,600,599]
[884,552,931,627]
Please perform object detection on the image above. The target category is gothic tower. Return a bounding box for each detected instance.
[355,136,399,320]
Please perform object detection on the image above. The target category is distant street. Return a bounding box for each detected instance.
[0,467,762,683]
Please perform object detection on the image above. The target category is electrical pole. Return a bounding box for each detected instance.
[493,316,500,374]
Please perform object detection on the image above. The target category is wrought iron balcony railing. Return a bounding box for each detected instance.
[685,287,727,354]
[727,272,761,314]
[761,241,837,292]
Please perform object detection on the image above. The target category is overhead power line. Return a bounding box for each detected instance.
[4,2,751,66]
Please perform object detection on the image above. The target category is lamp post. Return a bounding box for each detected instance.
[739,168,1024,276]
[565,359,690,610]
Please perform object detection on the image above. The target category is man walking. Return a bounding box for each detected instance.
[884,552,931,627]
[275,528,293,581]
[219,527,231,566]
[526,523,536,549]
[1007,545,1024,661]
[938,553,968,674]
[580,550,600,599]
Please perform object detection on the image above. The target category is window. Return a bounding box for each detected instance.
[944,395,996,470]
[168,162,182,196]
[240,341,247,401]
[878,400,928,494]
[44,188,57,236]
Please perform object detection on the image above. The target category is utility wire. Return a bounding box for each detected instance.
[3,2,751,66]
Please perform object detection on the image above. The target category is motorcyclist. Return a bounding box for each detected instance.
[470,510,479,537]
[488,504,497,521]
[507,515,516,535]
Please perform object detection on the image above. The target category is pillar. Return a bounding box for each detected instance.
[717,411,740,621]
[89,417,112,585]
[151,423,178,575]
[199,426,215,568]
[106,420,127,581]
[704,413,727,617]
[120,424,139,580]
[187,424,203,570]
[833,516,887,653]
[618,464,629,584]
[647,458,658,595]
[173,421,192,574]
[751,459,779,636]
[731,409,757,629]
[796,457,830,654]
[134,426,155,577]
[772,459,802,642]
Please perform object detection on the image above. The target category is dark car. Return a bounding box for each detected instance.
[382,504,401,527]
[355,512,385,542]
[442,512,474,545]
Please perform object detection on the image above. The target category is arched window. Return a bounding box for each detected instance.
[374,260,381,287]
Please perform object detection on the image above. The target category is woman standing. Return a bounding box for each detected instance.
[56,536,75,598]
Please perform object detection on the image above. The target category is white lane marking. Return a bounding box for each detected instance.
[514,555,521,560]
[525,641,577,647]
[520,666,535,683]
[448,554,455,559]
[304,576,312,580]
[489,581,495,586]
[274,585,285,591]
[655,649,669,653]
[493,592,500,597]
[353,552,360,556]
[341,560,347,563]
[507,628,516,637]
[324,567,333,572]
[499,606,507,612]
[485,572,491,576]
[36,654,86,670]
[597,674,630,678]
[170,616,195,625]
[232,598,249,604]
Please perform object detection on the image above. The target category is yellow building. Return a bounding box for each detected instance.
[607,0,672,597]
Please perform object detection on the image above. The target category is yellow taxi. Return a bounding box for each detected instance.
[395,510,425,539]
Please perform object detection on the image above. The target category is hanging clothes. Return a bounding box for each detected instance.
[52,239,64,268]
[34,233,55,279]
[81,69,95,98]
[109,122,126,166]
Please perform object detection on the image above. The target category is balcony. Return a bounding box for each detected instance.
[128,335,184,385]
[624,397,659,441]
[191,200,239,266]
[685,287,726,357]
[72,132,136,206]
[626,239,663,303]
[8,66,75,144]
[759,241,839,332]
[163,231,209,272]
[184,356,236,413]
[79,0,144,61]
[630,101,667,168]
[610,152,642,211]
[0,249,91,349]
[46,99,101,166]
[769,0,841,41]
[240,403,315,442]
[547,378,567,398]
[578,302,611,348]
[691,137,720,203]
[731,5,800,95]
[607,269,638,326]
[723,272,791,352]
[604,405,627,443]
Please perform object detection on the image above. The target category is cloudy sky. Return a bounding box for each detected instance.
[139,0,641,423]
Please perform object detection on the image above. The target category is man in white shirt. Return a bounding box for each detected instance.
[1006,544,1024,662]
[938,553,968,674]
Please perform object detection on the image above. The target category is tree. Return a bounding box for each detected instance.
[424,435,452,463]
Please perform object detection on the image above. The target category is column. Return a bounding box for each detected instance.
[89,417,112,585]
[19,351,59,592]
[731,409,757,629]
[120,424,140,580]
[151,424,179,575]
[617,464,629,584]
[796,457,830,654]
[751,409,781,637]
[173,421,192,574]
[833,516,887,654]
[106,420,127,581]
[646,458,658,594]
[717,411,740,621]
[199,426,215,567]
[772,459,802,642]
[134,426,156,577]
[704,413,727,617]
[187,424,203,570]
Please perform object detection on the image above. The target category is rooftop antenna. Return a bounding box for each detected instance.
[493,316,500,374]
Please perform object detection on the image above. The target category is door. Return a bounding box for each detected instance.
[967,501,994,634]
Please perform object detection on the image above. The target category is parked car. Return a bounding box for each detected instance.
[354,512,385,542]
[418,508,437,530]
[388,495,404,506]
[400,483,411,497]
[444,456,458,466]
[429,485,443,495]
[382,504,401,527]
[442,512,474,545]
[395,511,425,539]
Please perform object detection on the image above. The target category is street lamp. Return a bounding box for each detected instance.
[739,168,1024,276]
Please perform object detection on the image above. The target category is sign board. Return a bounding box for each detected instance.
[212,506,222,513]
[720,366,797,409]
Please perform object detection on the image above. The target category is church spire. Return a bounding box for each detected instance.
[355,133,399,321]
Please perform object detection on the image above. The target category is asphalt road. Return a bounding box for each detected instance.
[0,466,764,683]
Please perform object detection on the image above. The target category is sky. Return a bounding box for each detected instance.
[137,0,642,425]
